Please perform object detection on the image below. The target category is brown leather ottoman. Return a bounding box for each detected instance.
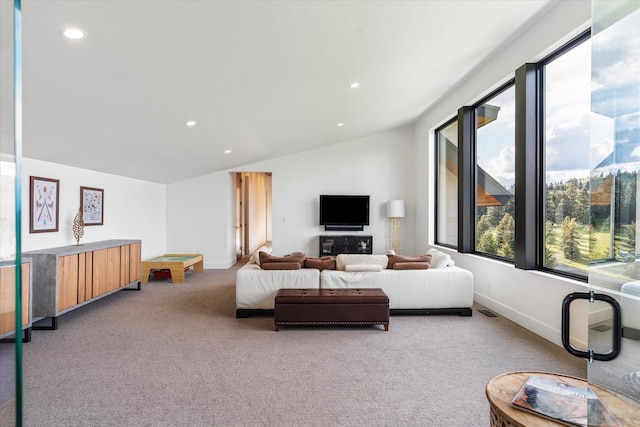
[274,288,389,331]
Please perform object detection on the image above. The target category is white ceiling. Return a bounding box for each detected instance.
[1,0,555,184]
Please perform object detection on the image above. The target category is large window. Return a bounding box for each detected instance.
[433,30,596,281]
[435,119,458,247]
[475,85,516,260]
[542,34,591,278]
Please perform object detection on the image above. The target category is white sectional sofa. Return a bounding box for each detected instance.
[236,249,474,318]
[236,264,320,312]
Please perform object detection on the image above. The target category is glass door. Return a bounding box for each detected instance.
[0,0,24,425]
[587,0,640,421]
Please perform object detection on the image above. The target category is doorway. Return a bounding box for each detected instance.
[235,172,272,260]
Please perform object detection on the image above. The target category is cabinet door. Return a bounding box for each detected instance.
[129,242,141,282]
[107,247,120,292]
[92,249,108,296]
[77,252,86,303]
[58,255,79,311]
[0,263,30,335]
[77,252,93,303]
[0,266,15,334]
[84,251,93,300]
[120,245,130,286]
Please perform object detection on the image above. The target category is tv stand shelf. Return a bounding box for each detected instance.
[319,235,372,257]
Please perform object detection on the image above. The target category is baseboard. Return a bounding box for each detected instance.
[623,327,640,340]
[474,292,565,347]
[205,259,236,269]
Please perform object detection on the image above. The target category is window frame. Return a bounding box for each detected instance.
[433,30,591,282]
[457,80,516,262]
[536,29,591,282]
[434,116,459,250]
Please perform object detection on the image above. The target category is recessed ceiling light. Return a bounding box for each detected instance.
[349,82,360,89]
[337,123,344,127]
[186,121,197,127]
[62,27,85,40]
[224,149,232,154]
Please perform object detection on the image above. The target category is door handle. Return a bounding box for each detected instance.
[561,291,622,362]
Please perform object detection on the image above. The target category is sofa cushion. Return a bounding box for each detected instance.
[345,264,383,272]
[304,257,336,270]
[426,249,454,268]
[261,262,301,270]
[336,254,388,271]
[259,252,306,268]
[387,254,432,269]
[319,266,474,310]
[393,262,430,270]
[249,245,272,265]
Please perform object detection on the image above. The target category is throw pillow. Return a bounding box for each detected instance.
[336,254,388,271]
[387,254,432,269]
[426,249,453,268]
[304,257,336,270]
[285,251,305,257]
[344,264,383,272]
[249,245,272,265]
[261,262,301,270]
[259,251,306,268]
[393,262,430,270]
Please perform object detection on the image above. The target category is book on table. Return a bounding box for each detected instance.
[510,374,620,426]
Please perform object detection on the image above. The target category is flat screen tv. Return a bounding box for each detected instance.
[319,195,370,228]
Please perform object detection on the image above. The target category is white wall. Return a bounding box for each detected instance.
[240,126,415,257]
[414,0,591,346]
[166,171,236,269]
[21,157,166,260]
[166,125,415,268]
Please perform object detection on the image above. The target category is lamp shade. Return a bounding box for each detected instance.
[386,200,405,218]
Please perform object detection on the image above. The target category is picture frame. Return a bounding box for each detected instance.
[80,186,104,226]
[30,176,60,233]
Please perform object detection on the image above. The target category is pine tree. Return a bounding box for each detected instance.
[476,215,491,238]
[496,213,515,256]
[477,231,498,255]
[544,221,557,267]
[562,216,581,261]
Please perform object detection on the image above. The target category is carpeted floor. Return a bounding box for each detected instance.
[1,261,586,426]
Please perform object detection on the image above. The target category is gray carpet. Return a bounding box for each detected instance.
[1,262,586,426]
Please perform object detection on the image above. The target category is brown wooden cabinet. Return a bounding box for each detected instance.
[25,240,141,329]
[57,254,79,312]
[0,260,32,342]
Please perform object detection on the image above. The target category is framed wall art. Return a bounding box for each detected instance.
[30,176,59,233]
[80,186,104,226]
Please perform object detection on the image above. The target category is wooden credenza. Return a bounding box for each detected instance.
[0,260,32,342]
[25,240,141,329]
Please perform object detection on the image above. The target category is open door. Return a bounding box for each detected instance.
[234,173,244,260]
[234,173,272,260]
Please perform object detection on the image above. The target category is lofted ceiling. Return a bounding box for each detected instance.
[0,0,556,184]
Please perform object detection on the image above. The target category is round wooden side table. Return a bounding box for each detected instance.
[486,371,640,426]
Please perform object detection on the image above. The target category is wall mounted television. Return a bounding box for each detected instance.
[319,194,370,231]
